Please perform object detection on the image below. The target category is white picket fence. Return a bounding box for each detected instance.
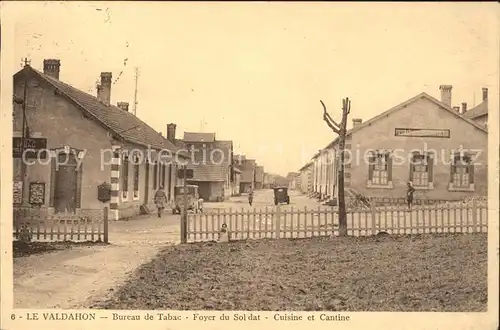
[186,200,488,243]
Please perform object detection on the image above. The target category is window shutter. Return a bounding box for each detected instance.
[427,155,434,183]
[468,162,474,184]
[75,162,82,209]
[449,156,455,183]
[368,153,375,180]
[387,153,393,182]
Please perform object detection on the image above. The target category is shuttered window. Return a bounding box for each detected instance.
[368,151,392,185]
[133,155,139,198]
[451,154,473,187]
[122,156,129,198]
[153,162,158,190]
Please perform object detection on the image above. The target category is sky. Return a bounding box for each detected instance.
[4,2,499,176]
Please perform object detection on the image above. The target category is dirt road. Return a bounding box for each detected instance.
[13,213,181,309]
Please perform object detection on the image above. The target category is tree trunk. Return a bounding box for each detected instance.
[337,102,349,237]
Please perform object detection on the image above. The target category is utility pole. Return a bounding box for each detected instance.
[180,164,188,244]
[20,57,31,205]
[133,67,139,116]
[321,97,351,237]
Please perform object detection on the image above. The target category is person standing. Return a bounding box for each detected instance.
[406,182,415,210]
[198,197,204,213]
[154,185,167,217]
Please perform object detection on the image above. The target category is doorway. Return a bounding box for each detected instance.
[54,153,78,214]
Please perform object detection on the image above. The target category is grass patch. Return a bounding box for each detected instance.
[96,233,487,311]
[13,240,109,258]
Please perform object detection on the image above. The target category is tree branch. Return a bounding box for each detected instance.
[320,100,341,129]
[323,115,340,134]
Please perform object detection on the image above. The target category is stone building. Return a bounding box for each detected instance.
[298,85,488,201]
[330,86,488,200]
[13,59,188,220]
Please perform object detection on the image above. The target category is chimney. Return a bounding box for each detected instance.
[117,102,129,112]
[43,59,60,79]
[439,85,452,107]
[482,87,488,101]
[453,106,460,112]
[166,123,176,143]
[461,102,467,113]
[352,118,362,128]
[97,72,112,106]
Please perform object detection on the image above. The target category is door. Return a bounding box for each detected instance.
[54,164,77,213]
[144,161,150,204]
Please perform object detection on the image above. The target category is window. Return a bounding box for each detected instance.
[449,153,474,191]
[410,152,433,189]
[153,162,158,190]
[122,156,129,199]
[133,155,139,198]
[368,151,392,188]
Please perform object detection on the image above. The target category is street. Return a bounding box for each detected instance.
[13,188,315,309]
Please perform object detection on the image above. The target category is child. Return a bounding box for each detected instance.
[198,197,204,213]
[407,182,415,210]
[248,188,254,206]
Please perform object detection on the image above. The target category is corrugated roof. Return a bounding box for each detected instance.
[17,66,186,156]
[183,132,216,143]
[186,164,227,182]
[174,137,232,182]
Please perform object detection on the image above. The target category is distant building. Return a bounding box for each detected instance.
[232,166,242,196]
[12,59,188,221]
[464,87,489,128]
[235,155,256,193]
[298,162,314,194]
[263,172,273,189]
[167,127,234,202]
[254,166,265,189]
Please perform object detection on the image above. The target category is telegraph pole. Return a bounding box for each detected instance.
[321,97,351,237]
[181,164,188,244]
[132,67,139,116]
[20,58,31,205]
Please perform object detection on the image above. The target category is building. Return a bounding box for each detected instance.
[287,172,300,190]
[326,85,488,200]
[235,155,256,193]
[464,87,489,128]
[167,126,234,202]
[263,172,273,189]
[254,166,265,189]
[298,161,314,194]
[13,59,188,221]
[232,166,242,196]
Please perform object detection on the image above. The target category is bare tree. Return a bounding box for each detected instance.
[321,98,351,237]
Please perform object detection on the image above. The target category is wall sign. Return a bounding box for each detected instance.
[29,182,45,205]
[13,137,48,158]
[394,128,450,138]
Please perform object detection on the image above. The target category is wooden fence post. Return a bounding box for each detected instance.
[370,202,377,236]
[472,199,478,233]
[103,206,109,243]
[275,205,281,239]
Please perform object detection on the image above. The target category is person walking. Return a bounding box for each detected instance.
[154,185,167,218]
[248,188,254,206]
[406,182,415,210]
